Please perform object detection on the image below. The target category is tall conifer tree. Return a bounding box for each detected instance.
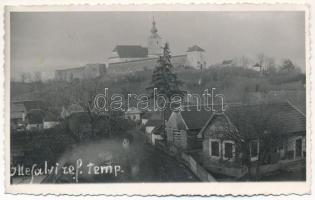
[147,42,185,99]
[147,43,185,138]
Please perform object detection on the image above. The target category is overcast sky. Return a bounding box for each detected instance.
[10,11,305,79]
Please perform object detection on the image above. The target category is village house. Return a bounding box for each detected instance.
[141,112,151,126]
[11,100,46,132]
[124,107,143,122]
[145,119,163,145]
[165,106,215,151]
[43,113,60,129]
[141,111,171,144]
[25,109,45,131]
[141,111,170,126]
[197,102,306,178]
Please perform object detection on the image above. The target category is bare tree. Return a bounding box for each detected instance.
[264,56,277,75]
[240,55,250,68]
[20,73,27,83]
[230,104,287,180]
[255,53,266,73]
[34,71,42,83]
[75,79,100,138]
[280,59,296,73]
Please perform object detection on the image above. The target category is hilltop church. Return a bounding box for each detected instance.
[55,19,207,81]
[107,19,207,74]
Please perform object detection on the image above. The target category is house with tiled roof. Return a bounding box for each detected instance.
[25,109,45,131]
[43,112,60,129]
[198,101,306,177]
[145,119,163,145]
[165,106,216,151]
[142,110,172,145]
[124,107,143,122]
[11,100,46,131]
[141,110,171,126]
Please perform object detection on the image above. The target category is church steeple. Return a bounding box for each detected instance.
[148,17,163,57]
[151,18,158,35]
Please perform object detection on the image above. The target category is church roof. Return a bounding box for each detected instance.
[113,45,148,58]
[187,45,205,52]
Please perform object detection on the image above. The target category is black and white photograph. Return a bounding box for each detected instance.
[4,4,310,196]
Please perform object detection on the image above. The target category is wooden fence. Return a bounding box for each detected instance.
[156,141,216,182]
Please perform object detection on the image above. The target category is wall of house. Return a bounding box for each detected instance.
[26,124,43,131]
[173,130,187,149]
[145,126,155,144]
[201,115,244,176]
[166,128,188,149]
[151,134,162,145]
[186,130,203,150]
[125,113,141,121]
[285,135,306,160]
[141,118,149,126]
[43,121,59,129]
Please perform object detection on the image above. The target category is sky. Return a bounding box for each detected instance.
[10,11,305,80]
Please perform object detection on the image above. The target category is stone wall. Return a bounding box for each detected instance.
[107,55,187,74]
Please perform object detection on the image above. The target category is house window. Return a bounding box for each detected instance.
[250,140,259,161]
[209,139,220,158]
[223,141,235,160]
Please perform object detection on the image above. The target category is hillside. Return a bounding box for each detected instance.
[10,66,306,113]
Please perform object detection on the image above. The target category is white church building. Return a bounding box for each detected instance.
[107,19,207,74]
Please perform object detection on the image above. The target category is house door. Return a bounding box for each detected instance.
[295,138,302,159]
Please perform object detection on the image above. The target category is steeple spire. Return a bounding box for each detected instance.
[151,17,158,34]
[148,17,162,56]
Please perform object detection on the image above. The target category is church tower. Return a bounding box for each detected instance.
[148,18,163,57]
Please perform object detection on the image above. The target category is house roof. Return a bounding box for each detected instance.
[225,102,306,135]
[167,112,187,130]
[67,112,91,122]
[26,109,45,124]
[67,104,84,113]
[11,103,26,119]
[44,112,59,121]
[146,119,163,127]
[166,104,228,130]
[178,105,225,130]
[187,45,205,52]
[125,107,143,114]
[180,110,213,130]
[113,45,148,58]
[152,125,164,135]
[11,100,45,119]
[142,111,171,121]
